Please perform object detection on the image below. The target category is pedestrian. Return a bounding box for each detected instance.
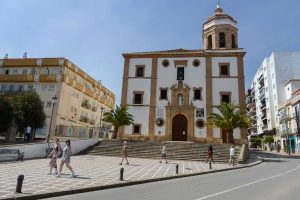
[25,124,31,142]
[229,145,235,165]
[119,141,129,165]
[205,144,213,163]
[159,143,168,163]
[48,138,62,175]
[56,140,75,177]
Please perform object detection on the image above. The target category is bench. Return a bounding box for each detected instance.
[0,149,24,162]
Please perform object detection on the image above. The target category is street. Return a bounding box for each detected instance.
[46,151,300,200]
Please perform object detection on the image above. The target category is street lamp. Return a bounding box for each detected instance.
[99,106,104,138]
[46,95,57,154]
[277,110,290,155]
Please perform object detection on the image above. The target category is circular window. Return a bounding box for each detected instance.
[195,119,205,129]
[162,59,169,67]
[156,118,165,127]
[193,59,200,67]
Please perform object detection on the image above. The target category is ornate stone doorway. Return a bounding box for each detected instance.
[172,114,187,141]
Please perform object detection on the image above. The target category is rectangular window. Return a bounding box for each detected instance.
[0,85,6,92]
[13,69,18,74]
[31,69,36,75]
[135,65,145,77]
[4,70,9,75]
[46,101,52,108]
[160,88,168,100]
[133,124,141,135]
[17,85,23,92]
[194,88,202,100]
[177,67,184,80]
[49,85,55,91]
[220,92,231,104]
[219,63,230,76]
[133,92,143,104]
[28,85,34,91]
[8,85,15,92]
[22,69,27,75]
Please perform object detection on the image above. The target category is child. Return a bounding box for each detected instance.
[48,138,61,175]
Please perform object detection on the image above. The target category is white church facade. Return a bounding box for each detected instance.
[120,5,247,144]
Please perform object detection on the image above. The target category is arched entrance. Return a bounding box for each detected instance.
[172,114,187,141]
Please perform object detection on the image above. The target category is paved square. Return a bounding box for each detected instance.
[0,155,237,199]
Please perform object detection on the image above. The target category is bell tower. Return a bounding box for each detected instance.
[203,4,238,50]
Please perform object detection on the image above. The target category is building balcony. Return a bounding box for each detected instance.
[39,74,57,82]
[92,106,97,112]
[81,101,91,109]
[79,116,90,123]
[84,88,94,98]
[0,74,35,82]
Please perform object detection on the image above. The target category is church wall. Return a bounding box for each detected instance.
[124,106,150,136]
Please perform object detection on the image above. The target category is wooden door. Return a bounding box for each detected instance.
[172,114,187,141]
[222,129,228,143]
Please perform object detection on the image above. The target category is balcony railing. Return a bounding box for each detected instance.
[81,101,91,109]
[84,88,94,98]
[92,106,97,112]
[79,116,90,123]
[0,74,35,82]
[39,74,57,82]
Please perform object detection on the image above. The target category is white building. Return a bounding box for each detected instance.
[120,5,247,144]
[248,52,300,136]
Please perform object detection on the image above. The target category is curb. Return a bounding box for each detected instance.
[3,159,263,200]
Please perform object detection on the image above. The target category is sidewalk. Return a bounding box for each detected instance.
[0,155,259,200]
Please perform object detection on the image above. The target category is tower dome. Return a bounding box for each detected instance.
[202,4,238,50]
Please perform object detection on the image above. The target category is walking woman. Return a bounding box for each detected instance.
[119,141,129,165]
[48,138,61,175]
[57,140,75,177]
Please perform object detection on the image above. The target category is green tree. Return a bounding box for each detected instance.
[102,105,134,139]
[0,94,13,133]
[0,91,45,140]
[207,102,251,144]
[16,92,46,140]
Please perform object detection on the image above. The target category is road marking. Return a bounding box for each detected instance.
[195,163,300,200]
[194,173,283,200]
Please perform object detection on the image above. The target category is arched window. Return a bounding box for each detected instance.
[207,35,212,49]
[231,34,236,48]
[219,32,226,48]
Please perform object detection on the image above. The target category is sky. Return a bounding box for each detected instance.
[1,0,300,104]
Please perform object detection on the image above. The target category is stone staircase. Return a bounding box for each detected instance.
[84,140,241,163]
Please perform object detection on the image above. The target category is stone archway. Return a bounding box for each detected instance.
[172,114,187,141]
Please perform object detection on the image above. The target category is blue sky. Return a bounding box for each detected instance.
[1,0,300,104]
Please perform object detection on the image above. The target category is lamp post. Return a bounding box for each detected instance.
[46,95,57,154]
[277,110,290,155]
[99,106,104,138]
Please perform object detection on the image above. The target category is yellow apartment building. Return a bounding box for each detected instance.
[0,57,115,139]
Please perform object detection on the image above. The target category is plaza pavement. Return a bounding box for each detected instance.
[0,155,248,200]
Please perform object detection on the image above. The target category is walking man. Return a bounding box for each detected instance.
[25,124,31,142]
[159,144,168,163]
[229,145,235,165]
[205,144,213,163]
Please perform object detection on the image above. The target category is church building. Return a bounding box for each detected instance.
[120,5,247,144]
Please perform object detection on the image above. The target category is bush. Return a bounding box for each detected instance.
[264,136,274,144]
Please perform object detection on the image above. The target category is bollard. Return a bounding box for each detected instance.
[16,174,24,193]
[176,164,179,174]
[120,167,124,181]
[209,161,212,169]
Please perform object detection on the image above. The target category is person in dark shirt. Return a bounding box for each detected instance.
[205,144,213,163]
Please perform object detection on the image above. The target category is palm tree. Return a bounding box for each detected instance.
[207,103,251,144]
[102,105,134,139]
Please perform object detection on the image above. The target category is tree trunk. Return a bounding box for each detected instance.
[5,121,17,143]
[228,130,235,144]
[111,127,118,139]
